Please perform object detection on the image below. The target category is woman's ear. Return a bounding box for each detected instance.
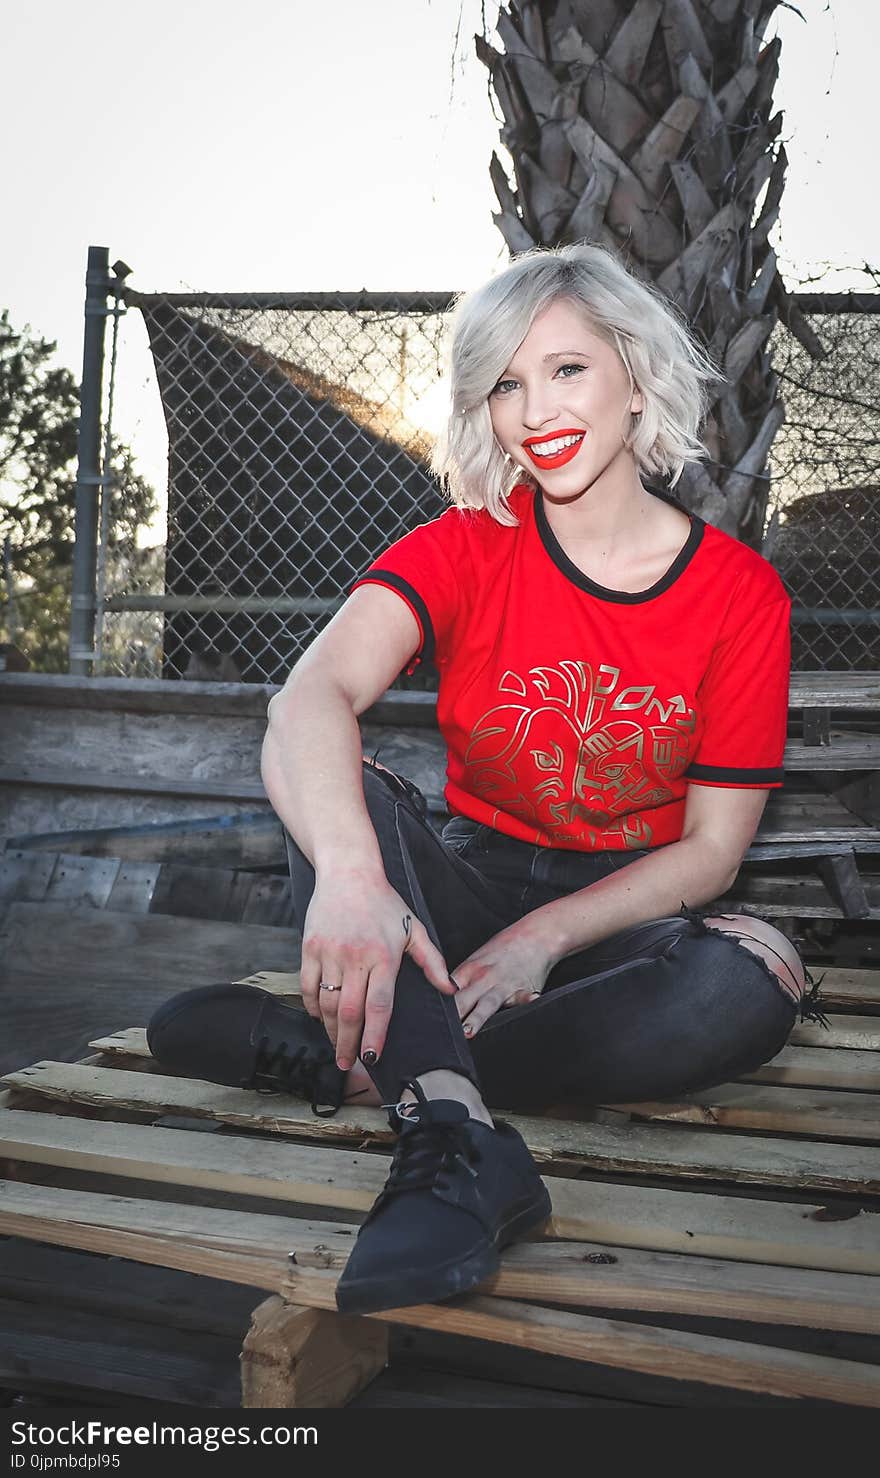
[631,386,644,416]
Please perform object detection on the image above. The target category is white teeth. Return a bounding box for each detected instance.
[528,433,583,456]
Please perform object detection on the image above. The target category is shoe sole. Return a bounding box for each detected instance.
[334,1190,552,1316]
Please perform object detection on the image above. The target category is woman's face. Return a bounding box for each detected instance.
[488,297,644,498]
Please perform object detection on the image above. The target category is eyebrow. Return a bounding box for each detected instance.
[497,350,593,379]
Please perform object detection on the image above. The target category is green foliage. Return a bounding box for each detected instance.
[0,309,158,670]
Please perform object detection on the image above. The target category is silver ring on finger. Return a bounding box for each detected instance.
[319,982,342,993]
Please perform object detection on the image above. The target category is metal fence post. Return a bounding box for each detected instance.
[69,245,111,675]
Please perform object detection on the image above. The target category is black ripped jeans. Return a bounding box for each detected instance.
[285,759,803,1112]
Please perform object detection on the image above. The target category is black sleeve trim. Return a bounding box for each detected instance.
[351,570,436,668]
[685,761,785,785]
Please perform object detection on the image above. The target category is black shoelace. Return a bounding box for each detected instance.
[250,1035,341,1117]
[379,1120,482,1202]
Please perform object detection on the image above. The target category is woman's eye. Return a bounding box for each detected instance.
[557,363,585,378]
[493,378,518,395]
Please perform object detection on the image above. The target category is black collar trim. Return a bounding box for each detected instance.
[533,484,705,604]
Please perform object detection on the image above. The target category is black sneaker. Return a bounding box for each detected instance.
[146,983,345,1116]
[334,1080,552,1314]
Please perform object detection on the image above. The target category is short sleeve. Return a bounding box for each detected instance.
[684,594,791,789]
[348,511,465,676]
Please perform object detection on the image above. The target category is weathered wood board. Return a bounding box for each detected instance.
[0,904,299,1075]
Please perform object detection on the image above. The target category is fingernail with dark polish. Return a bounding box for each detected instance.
[362,1050,377,1066]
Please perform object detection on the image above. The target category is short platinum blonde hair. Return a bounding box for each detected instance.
[431,242,721,526]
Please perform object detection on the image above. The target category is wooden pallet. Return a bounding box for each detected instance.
[2,968,880,1408]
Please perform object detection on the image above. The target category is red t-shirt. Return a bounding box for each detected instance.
[350,483,791,852]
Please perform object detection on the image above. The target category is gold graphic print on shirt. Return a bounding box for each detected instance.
[463,660,696,847]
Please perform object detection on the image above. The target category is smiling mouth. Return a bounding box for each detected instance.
[523,432,585,469]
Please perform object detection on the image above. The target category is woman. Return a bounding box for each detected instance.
[149,243,813,1317]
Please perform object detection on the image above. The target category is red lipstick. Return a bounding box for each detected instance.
[522,429,585,470]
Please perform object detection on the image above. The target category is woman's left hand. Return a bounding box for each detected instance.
[451,917,560,1038]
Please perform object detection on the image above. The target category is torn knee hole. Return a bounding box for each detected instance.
[707,925,807,1001]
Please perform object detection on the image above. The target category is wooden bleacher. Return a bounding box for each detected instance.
[0,669,878,1406]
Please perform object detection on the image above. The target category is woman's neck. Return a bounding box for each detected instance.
[538,464,657,555]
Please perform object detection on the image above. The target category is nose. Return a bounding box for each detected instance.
[521,380,559,431]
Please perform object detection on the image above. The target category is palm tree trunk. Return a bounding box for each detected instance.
[480,0,824,544]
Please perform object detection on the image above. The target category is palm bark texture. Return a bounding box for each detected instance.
[480,0,824,543]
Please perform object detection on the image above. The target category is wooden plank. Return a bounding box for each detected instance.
[0,1298,242,1407]
[7,812,285,868]
[0,1061,396,1149]
[784,737,880,770]
[0,850,57,904]
[0,763,270,804]
[240,1296,387,1409]
[240,875,299,928]
[48,1064,880,1200]
[105,861,162,913]
[0,903,298,987]
[2,1175,880,1330]
[715,880,880,922]
[292,1234,880,1338]
[479,1240,880,1336]
[43,854,121,908]
[802,968,880,1012]
[747,840,880,862]
[8,1070,880,1229]
[148,863,259,924]
[740,1044,880,1092]
[609,1081,880,1141]
[4,671,879,718]
[803,708,832,746]
[1,1182,878,1404]
[790,1016,880,1051]
[816,850,872,918]
[0,906,298,1076]
[290,1283,880,1408]
[0,673,279,719]
[789,674,880,708]
[2,856,296,925]
[6,1095,880,1212]
[754,825,878,843]
[0,1237,261,1339]
[236,970,302,995]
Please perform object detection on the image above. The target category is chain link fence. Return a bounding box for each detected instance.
[92,277,878,681]
[764,295,880,670]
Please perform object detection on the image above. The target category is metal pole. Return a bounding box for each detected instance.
[69,245,111,674]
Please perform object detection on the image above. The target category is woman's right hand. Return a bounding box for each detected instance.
[299,867,456,1072]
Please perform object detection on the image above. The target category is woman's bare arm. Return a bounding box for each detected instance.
[261,582,419,870]
[260,584,456,1069]
[261,674,386,878]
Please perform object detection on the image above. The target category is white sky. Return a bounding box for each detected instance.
[3,0,877,503]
